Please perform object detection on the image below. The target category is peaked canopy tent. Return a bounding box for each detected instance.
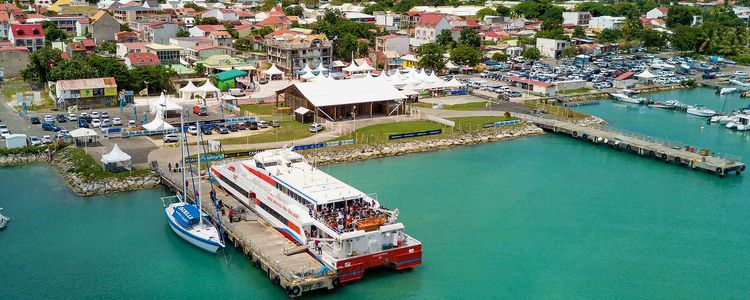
[197,80,220,99]
[149,93,183,117]
[179,81,200,101]
[281,78,408,122]
[69,127,99,148]
[100,143,132,172]
[142,114,175,131]
[300,70,316,81]
[263,63,284,80]
[635,69,656,84]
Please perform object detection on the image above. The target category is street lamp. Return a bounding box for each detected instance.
[351,105,356,140]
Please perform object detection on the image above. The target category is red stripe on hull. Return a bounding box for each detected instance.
[242,164,276,186]
[335,244,422,283]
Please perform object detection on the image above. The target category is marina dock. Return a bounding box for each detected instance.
[523,115,746,177]
[157,166,335,297]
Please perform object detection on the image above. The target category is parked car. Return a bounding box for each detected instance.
[78,119,89,128]
[68,114,77,121]
[259,77,269,85]
[0,128,10,139]
[309,123,324,132]
[29,136,42,146]
[30,117,41,124]
[163,134,180,143]
[128,120,136,127]
[90,111,99,119]
[41,135,53,144]
[245,121,258,130]
[112,118,122,126]
[229,88,245,97]
[227,124,238,132]
[200,125,213,135]
[42,122,61,132]
[236,122,246,130]
[257,121,268,128]
[215,125,229,134]
[100,123,110,133]
[187,125,198,135]
[56,130,69,139]
[270,120,280,128]
[79,112,88,119]
[101,112,109,119]
[43,115,53,123]
[91,119,101,128]
[192,105,208,116]
[56,114,67,123]
[101,119,111,127]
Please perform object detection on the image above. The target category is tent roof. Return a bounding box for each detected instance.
[198,80,220,93]
[150,93,182,112]
[214,69,248,81]
[263,63,284,75]
[294,106,312,115]
[69,128,99,138]
[291,78,406,107]
[101,143,131,164]
[636,70,656,78]
[302,64,312,72]
[300,71,316,80]
[179,80,199,92]
[142,114,175,131]
[445,61,459,69]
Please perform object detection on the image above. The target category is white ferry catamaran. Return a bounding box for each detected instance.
[210,148,422,283]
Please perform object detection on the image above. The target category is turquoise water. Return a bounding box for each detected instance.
[2,87,750,298]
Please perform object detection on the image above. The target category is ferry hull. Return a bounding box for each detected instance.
[165,210,223,253]
[335,244,423,283]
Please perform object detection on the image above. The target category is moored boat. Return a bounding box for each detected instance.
[611,93,648,104]
[0,208,8,230]
[211,148,422,283]
[687,105,717,117]
[648,101,676,109]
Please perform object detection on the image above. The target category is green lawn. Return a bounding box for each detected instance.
[338,116,519,144]
[558,87,592,95]
[217,117,314,145]
[410,101,492,111]
[239,102,284,116]
[62,147,152,179]
[0,85,55,111]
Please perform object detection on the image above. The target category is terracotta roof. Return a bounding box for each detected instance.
[257,15,291,26]
[0,3,20,11]
[0,12,8,23]
[209,30,231,37]
[81,39,95,47]
[116,31,137,38]
[236,11,253,17]
[91,10,107,24]
[121,42,150,49]
[0,46,29,53]
[417,13,444,26]
[56,77,117,89]
[69,42,86,51]
[77,19,89,24]
[378,34,406,40]
[615,71,635,81]
[126,52,160,66]
[61,52,70,59]
[269,5,285,17]
[656,7,669,14]
[26,13,46,19]
[481,31,510,39]
[508,76,554,88]
[146,20,171,28]
[190,44,229,51]
[264,28,296,38]
[10,24,44,38]
[195,25,225,32]
[234,24,251,30]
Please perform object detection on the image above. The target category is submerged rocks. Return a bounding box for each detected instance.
[302,123,544,165]
[0,153,47,167]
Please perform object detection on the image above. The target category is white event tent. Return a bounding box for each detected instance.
[100,143,132,171]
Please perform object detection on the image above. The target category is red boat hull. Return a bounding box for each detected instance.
[335,244,423,283]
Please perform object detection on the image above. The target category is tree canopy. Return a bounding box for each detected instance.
[22,47,62,84]
[522,47,541,60]
[311,9,378,60]
[40,21,67,44]
[512,0,563,23]
[417,43,446,71]
[436,29,454,48]
[458,28,481,48]
[450,45,482,66]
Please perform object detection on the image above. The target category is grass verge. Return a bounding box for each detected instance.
[62,147,152,179]
[410,101,492,111]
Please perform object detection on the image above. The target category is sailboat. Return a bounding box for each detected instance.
[162,116,225,253]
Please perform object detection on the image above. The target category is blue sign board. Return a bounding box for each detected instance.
[186,153,225,163]
[293,143,325,151]
[389,129,442,140]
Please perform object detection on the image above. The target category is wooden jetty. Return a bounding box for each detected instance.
[561,100,600,107]
[157,166,335,297]
[522,115,746,177]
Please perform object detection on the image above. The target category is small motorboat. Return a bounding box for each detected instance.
[611,93,647,104]
[648,101,676,109]
[741,90,750,98]
[0,208,9,230]
[686,105,717,117]
[719,87,738,95]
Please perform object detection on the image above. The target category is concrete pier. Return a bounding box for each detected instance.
[523,115,746,177]
[157,166,335,297]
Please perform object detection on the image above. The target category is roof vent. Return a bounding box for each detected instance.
[16,28,23,34]
[32,28,39,34]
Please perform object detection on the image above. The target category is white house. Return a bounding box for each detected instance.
[562,12,591,26]
[646,7,669,19]
[536,38,568,58]
[413,13,450,46]
[199,8,238,22]
[588,16,626,30]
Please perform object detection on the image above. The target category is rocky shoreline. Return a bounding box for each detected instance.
[50,149,160,196]
[0,153,48,167]
[301,122,544,165]
[562,84,691,102]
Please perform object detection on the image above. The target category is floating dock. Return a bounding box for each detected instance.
[157,166,335,297]
[523,115,746,177]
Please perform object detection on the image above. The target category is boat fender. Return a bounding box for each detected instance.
[572,131,578,137]
[333,278,341,287]
[716,168,723,175]
[273,275,280,285]
[254,259,261,268]
[661,154,667,160]
[741,165,746,171]
[291,286,301,296]
[625,145,631,151]
[675,157,681,164]
[582,134,588,140]
[649,150,655,156]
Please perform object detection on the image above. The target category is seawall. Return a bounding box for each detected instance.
[301,123,544,165]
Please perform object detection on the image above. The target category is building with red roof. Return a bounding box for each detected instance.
[414,13,450,45]
[125,52,160,68]
[145,21,179,44]
[508,76,556,96]
[9,24,45,52]
[188,24,225,37]
[256,15,292,30]
[646,7,669,19]
[186,44,233,65]
[0,11,9,40]
[115,31,139,43]
[375,34,409,56]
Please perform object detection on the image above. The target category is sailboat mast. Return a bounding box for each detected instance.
[180,113,186,201]
[196,121,203,225]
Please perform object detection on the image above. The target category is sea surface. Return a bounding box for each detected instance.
[1,87,749,298]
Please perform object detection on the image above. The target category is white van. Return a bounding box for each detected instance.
[229,88,244,97]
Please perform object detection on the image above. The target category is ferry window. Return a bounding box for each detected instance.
[290,158,303,163]
[256,161,264,169]
[264,161,278,167]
